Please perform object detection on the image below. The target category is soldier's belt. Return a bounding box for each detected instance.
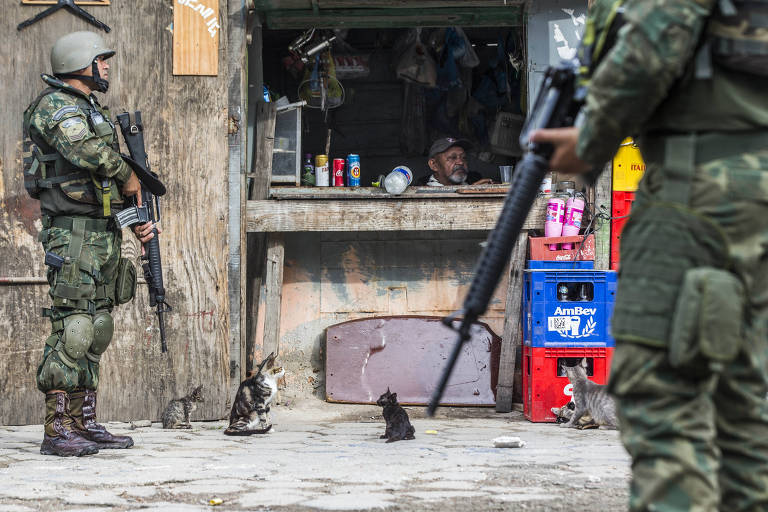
[642,130,768,165]
[45,216,115,233]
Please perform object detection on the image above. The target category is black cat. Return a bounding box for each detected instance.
[376,388,415,443]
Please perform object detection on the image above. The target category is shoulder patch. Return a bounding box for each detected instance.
[59,117,88,142]
[53,105,80,121]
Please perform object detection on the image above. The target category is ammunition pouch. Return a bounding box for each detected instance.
[114,258,136,305]
[87,311,114,363]
[669,267,745,369]
[58,314,93,368]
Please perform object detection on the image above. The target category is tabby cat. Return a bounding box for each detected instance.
[376,388,415,443]
[224,352,284,436]
[562,358,618,429]
[161,385,204,429]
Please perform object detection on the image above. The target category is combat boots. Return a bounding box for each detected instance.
[70,389,134,449]
[40,391,99,457]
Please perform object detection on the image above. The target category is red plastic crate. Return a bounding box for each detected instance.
[610,191,636,270]
[529,234,595,262]
[523,346,614,422]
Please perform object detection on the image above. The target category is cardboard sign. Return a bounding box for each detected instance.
[173,0,219,76]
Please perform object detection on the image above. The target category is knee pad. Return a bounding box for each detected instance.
[59,314,93,366]
[87,311,114,362]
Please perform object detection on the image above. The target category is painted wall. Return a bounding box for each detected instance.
[0,0,232,424]
[526,0,588,113]
[252,231,509,402]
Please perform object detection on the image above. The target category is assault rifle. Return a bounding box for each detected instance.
[115,111,171,353]
[427,60,585,415]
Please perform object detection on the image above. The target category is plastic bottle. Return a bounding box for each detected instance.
[545,196,566,250]
[538,172,554,196]
[383,166,413,195]
[301,154,315,186]
[561,194,585,250]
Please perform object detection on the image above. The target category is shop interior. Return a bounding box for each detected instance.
[260,25,528,188]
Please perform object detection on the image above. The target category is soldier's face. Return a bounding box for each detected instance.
[94,56,109,80]
[429,147,468,185]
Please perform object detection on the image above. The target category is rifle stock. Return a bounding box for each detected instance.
[427,62,583,416]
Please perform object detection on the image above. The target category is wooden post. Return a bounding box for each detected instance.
[227,0,247,403]
[594,163,613,270]
[495,231,529,412]
[262,234,285,358]
[246,101,276,374]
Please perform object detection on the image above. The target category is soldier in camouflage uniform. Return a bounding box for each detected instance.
[24,31,156,457]
[531,0,768,510]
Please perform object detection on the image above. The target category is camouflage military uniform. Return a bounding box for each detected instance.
[28,74,132,395]
[577,0,768,509]
[25,31,137,455]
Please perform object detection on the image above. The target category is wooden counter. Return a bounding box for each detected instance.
[245,186,546,232]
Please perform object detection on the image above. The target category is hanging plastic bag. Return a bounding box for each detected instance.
[395,28,438,87]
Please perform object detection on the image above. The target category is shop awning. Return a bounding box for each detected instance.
[254,0,524,29]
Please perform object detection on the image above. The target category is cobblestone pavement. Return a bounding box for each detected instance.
[0,404,630,511]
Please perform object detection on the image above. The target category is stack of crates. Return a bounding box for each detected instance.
[611,138,645,270]
[522,259,618,422]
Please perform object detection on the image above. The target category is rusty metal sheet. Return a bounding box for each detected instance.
[325,316,500,406]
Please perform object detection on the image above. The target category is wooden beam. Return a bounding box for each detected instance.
[269,185,509,200]
[246,197,546,232]
[255,0,523,9]
[262,234,285,358]
[496,231,528,412]
[263,7,522,29]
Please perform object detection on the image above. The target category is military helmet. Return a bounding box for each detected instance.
[50,31,114,74]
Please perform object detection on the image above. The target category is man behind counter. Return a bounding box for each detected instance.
[417,137,494,186]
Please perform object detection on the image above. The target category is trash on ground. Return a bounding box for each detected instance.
[493,436,526,448]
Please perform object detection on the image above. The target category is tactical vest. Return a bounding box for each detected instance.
[22,78,121,217]
[579,0,768,81]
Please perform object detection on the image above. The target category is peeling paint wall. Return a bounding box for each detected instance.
[254,231,509,402]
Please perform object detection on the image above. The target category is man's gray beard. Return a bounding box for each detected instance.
[448,167,468,184]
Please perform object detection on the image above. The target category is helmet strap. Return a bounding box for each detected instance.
[52,60,109,93]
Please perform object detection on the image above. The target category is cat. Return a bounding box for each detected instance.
[551,401,599,429]
[376,388,415,443]
[561,358,618,429]
[161,385,204,429]
[224,352,284,436]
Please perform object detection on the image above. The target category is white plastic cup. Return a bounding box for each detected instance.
[499,165,513,183]
[384,166,413,195]
[561,196,585,250]
[545,197,566,250]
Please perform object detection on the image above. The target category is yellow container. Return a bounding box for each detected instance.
[612,138,646,192]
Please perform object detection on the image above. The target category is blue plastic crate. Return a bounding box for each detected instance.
[523,270,617,347]
[526,260,595,270]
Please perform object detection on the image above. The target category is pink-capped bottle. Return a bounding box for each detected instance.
[545,196,566,250]
[561,195,585,249]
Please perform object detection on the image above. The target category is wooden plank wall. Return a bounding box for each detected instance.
[0,0,231,424]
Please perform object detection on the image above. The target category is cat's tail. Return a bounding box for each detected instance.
[224,424,273,436]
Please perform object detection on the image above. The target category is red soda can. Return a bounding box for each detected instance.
[332,158,345,187]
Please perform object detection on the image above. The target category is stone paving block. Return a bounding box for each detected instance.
[405,491,486,501]
[301,492,395,510]
[63,489,128,506]
[168,479,253,495]
[0,504,35,512]
[237,489,311,507]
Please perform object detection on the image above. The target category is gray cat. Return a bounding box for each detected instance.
[161,385,204,429]
[562,359,618,429]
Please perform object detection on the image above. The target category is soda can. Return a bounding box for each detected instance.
[332,158,345,187]
[315,154,330,186]
[346,154,361,187]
